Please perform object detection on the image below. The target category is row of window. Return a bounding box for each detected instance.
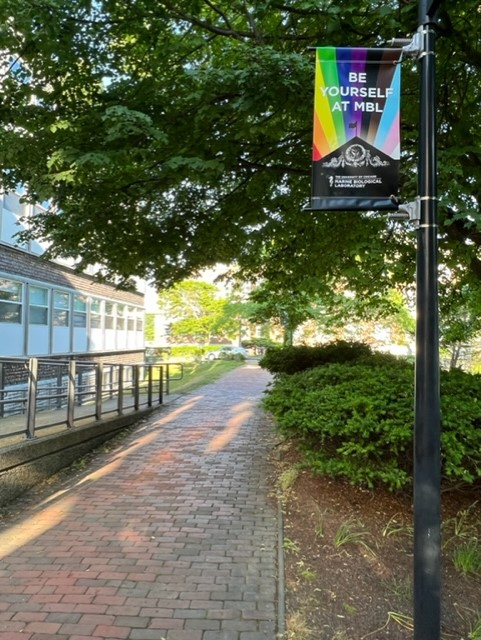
[0,278,144,332]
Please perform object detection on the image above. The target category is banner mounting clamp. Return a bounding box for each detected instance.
[390,27,424,59]
[389,197,421,227]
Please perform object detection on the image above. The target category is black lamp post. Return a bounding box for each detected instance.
[413,1,442,638]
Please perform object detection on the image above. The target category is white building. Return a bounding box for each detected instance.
[0,191,145,364]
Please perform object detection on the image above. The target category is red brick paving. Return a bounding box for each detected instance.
[0,364,279,640]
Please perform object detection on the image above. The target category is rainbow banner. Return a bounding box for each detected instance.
[310,47,402,211]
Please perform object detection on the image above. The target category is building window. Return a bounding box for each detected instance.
[117,304,125,330]
[105,302,114,329]
[53,291,70,327]
[73,295,87,328]
[127,306,135,331]
[0,278,22,323]
[29,286,48,325]
[90,298,102,329]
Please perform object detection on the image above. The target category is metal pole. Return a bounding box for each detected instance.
[95,362,103,421]
[117,364,124,414]
[147,365,153,407]
[414,2,441,638]
[159,365,163,405]
[26,358,38,439]
[67,360,76,428]
[134,365,140,411]
[0,363,4,419]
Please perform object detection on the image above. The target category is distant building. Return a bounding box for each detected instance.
[0,191,145,364]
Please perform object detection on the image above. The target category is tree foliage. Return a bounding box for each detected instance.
[144,313,155,342]
[157,279,233,343]
[0,0,481,316]
[247,282,320,345]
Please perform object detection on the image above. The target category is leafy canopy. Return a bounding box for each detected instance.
[157,279,235,343]
[0,0,481,310]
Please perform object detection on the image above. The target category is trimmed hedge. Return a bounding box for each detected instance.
[259,340,373,375]
[263,354,481,491]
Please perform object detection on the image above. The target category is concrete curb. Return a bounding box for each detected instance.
[277,500,286,638]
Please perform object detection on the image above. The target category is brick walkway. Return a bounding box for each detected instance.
[0,363,281,640]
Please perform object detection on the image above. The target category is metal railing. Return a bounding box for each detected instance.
[0,358,183,444]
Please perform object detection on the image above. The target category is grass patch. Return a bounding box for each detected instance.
[297,559,317,582]
[333,516,376,556]
[286,609,313,640]
[443,502,479,549]
[468,615,481,640]
[312,504,328,539]
[283,537,301,553]
[452,539,481,577]
[166,360,245,395]
[469,613,481,640]
[278,466,300,493]
[382,513,413,539]
[385,577,412,604]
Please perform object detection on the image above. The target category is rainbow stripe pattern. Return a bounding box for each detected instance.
[313,47,401,162]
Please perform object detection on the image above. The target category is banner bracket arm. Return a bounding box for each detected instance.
[389,26,424,59]
[389,197,421,227]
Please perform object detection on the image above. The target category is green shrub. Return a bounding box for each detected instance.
[264,360,414,490]
[169,345,205,360]
[259,340,373,375]
[439,368,481,483]
[263,358,481,490]
[220,351,246,361]
[241,337,279,350]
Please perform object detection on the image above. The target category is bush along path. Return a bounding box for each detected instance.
[262,342,481,639]
[262,343,481,490]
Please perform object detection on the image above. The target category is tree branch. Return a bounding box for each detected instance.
[202,0,236,32]
[238,157,308,176]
